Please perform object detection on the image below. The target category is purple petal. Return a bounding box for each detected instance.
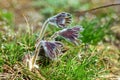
[58,26,84,45]
[22,53,32,65]
[41,41,63,59]
[72,26,84,32]
[59,29,78,40]
[49,12,72,28]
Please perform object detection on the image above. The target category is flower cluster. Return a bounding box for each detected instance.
[23,12,84,70]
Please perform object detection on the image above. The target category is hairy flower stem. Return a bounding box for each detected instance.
[50,31,59,40]
[38,19,50,43]
[32,19,49,70]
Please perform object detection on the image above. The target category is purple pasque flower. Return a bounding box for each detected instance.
[22,53,31,65]
[49,12,72,28]
[58,25,84,45]
[22,53,33,70]
[22,53,39,70]
[40,41,63,60]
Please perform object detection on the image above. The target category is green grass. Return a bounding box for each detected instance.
[40,46,104,80]
[80,16,113,45]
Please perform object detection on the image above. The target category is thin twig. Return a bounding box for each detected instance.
[76,3,120,16]
[23,14,31,35]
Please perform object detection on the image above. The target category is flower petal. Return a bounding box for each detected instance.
[58,26,84,45]
[49,12,72,28]
[41,41,63,60]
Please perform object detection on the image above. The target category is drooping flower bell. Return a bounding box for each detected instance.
[22,53,31,66]
[58,26,84,45]
[49,12,72,28]
[40,41,63,60]
[22,53,39,70]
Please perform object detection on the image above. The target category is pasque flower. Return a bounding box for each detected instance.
[40,41,63,60]
[49,12,72,28]
[30,12,72,70]
[22,53,31,66]
[25,12,84,71]
[58,26,84,45]
[22,53,39,70]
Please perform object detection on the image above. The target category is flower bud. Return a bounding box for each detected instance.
[49,12,72,28]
